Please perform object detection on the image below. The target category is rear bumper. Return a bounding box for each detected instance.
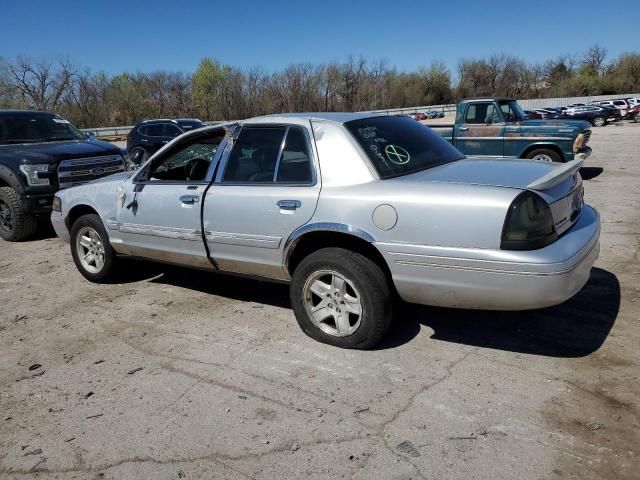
[378,205,600,310]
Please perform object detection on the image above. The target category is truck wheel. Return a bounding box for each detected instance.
[70,214,119,282]
[0,186,38,242]
[592,116,606,127]
[525,149,561,162]
[290,247,393,349]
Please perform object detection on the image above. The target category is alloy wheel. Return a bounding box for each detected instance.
[303,270,363,337]
[76,226,106,273]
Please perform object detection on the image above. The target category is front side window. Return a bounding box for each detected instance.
[498,100,528,122]
[345,116,464,179]
[464,103,502,124]
[145,131,224,182]
[146,124,164,137]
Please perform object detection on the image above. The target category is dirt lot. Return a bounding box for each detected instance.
[1,124,639,479]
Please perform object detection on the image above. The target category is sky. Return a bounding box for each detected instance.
[2,0,638,75]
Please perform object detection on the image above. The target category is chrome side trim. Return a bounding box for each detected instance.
[282,222,376,275]
[119,223,202,241]
[504,136,571,141]
[205,231,282,249]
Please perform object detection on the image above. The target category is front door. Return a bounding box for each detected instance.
[454,102,505,157]
[115,128,225,269]
[203,124,320,279]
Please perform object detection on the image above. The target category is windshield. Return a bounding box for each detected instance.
[498,100,528,122]
[0,113,86,145]
[345,116,464,179]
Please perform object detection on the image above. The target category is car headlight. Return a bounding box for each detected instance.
[573,133,584,153]
[19,164,50,186]
[52,195,62,212]
[501,191,557,250]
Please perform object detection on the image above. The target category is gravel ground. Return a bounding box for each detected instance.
[1,123,639,479]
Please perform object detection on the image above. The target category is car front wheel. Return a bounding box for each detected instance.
[70,214,119,282]
[290,247,393,349]
[525,148,561,162]
[592,116,606,127]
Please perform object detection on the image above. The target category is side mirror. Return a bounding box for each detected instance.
[484,117,493,125]
[85,130,97,140]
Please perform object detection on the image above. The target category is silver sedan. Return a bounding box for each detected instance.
[51,113,600,349]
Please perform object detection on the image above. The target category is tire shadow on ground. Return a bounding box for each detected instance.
[115,260,619,358]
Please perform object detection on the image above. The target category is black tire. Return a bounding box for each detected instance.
[0,186,38,242]
[130,147,149,166]
[290,247,393,349]
[525,148,562,163]
[592,116,606,127]
[69,213,119,282]
[634,112,640,123]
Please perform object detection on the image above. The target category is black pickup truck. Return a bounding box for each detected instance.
[0,110,126,241]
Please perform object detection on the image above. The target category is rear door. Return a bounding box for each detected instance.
[453,102,505,157]
[203,124,320,279]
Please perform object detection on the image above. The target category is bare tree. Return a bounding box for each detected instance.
[583,45,608,76]
[8,57,75,110]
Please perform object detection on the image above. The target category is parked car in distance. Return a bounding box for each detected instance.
[127,118,206,166]
[594,99,630,117]
[52,113,600,349]
[525,110,544,119]
[0,110,126,241]
[627,104,640,122]
[429,98,592,162]
[625,97,640,107]
[563,105,617,126]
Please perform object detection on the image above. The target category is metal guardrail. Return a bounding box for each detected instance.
[83,93,640,138]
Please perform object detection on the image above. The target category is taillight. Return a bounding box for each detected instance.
[501,191,557,250]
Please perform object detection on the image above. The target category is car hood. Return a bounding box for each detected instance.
[396,158,568,190]
[0,139,122,164]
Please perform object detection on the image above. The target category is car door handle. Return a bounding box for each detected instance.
[277,200,301,210]
[180,195,199,205]
[459,127,469,131]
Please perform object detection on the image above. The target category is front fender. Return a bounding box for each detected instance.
[0,164,25,193]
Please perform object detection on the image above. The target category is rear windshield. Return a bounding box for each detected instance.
[344,116,464,179]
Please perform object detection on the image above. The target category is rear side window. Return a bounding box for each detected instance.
[223,127,286,183]
[345,116,464,179]
[165,124,182,137]
[222,126,314,184]
[146,124,164,136]
[276,128,312,183]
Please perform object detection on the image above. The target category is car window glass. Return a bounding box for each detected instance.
[464,103,501,124]
[146,124,164,136]
[276,127,312,183]
[138,126,149,136]
[165,124,182,137]
[147,131,224,182]
[222,127,286,183]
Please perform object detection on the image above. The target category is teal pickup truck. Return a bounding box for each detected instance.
[429,98,592,162]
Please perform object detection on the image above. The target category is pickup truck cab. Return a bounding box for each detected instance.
[0,110,126,241]
[431,98,592,163]
[51,113,600,349]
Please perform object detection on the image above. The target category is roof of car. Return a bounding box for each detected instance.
[0,109,56,116]
[246,112,382,124]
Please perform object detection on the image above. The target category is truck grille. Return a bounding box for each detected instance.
[58,155,125,189]
[582,130,591,146]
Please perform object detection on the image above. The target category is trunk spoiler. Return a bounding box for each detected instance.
[526,159,583,191]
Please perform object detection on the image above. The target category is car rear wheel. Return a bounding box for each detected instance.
[592,116,606,127]
[0,186,38,242]
[290,247,393,349]
[525,149,561,162]
[70,214,119,282]
[634,112,640,123]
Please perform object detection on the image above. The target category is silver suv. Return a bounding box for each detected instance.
[51,114,600,349]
